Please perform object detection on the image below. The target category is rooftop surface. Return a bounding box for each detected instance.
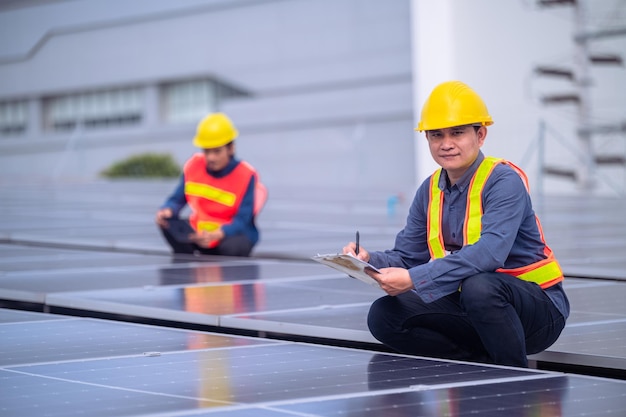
[1,179,625,416]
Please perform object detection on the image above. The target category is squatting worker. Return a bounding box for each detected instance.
[156,112,266,257]
[342,81,569,367]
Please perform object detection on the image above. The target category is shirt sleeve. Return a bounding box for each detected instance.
[371,166,531,303]
[220,174,256,237]
[160,175,187,216]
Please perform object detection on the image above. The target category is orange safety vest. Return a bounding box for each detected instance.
[183,153,257,248]
[427,156,563,289]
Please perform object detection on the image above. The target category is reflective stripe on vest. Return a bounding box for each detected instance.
[427,156,564,289]
[427,170,446,259]
[185,182,237,207]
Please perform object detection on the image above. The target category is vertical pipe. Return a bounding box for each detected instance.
[574,0,594,190]
[537,119,546,197]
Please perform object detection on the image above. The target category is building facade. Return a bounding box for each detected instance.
[0,0,415,190]
[1,0,624,195]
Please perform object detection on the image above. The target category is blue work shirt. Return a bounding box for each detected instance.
[369,152,569,319]
[160,157,259,246]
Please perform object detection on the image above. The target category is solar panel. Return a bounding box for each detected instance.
[2,314,625,417]
[2,181,626,417]
[275,374,626,417]
[45,274,378,328]
[0,308,66,324]
[0,316,278,367]
[41,271,626,371]
[0,257,338,304]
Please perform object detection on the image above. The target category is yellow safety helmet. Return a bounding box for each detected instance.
[192,112,239,149]
[416,81,493,132]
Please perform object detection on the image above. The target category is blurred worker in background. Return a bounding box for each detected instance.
[343,81,569,367]
[156,112,266,257]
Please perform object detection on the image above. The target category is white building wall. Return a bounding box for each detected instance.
[1,0,624,195]
[412,0,626,196]
[0,0,415,192]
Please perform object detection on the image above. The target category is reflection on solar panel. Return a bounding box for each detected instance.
[2,311,625,417]
[2,242,626,373]
[2,182,626,415]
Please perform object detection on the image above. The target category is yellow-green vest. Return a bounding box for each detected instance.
[427,156,563,289]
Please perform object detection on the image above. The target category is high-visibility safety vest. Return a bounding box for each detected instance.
[427,156,564,289]
[183,153,257,248]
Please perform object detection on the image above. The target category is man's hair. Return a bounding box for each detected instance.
[426,124,482,134]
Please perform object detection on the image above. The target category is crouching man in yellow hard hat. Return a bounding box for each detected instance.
[342,81,569,367]
[156,112,266,257]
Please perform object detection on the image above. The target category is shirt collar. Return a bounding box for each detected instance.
[438,151,485,192]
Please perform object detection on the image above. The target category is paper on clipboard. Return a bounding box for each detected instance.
[311,253,381,288]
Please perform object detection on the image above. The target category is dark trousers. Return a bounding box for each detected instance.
[367,272,566,367]
[159,221,254,257]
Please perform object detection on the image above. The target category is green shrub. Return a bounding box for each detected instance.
[102,153,181,178]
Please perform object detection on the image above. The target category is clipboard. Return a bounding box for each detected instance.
[311,253,381,288]
[165,218,195,243]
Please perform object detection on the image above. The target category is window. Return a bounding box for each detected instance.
[45,88,142,132]
[162,78,249,124]
[0,100,27,137]
[163,79,217,124]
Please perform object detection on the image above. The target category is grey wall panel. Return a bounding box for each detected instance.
[0,118,415,189]
[224,82,412,127]
[0,0,413,189]
[235,119,416,188]
[0,0,411,96]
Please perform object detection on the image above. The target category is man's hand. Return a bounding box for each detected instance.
[189,229,225,248]
[155,208,173,227]
[342,242,370,262]
[366,267,414,296]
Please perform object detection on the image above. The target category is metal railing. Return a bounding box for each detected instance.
[520,119,626,196]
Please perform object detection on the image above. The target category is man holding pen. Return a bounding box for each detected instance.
[343,81,569,368]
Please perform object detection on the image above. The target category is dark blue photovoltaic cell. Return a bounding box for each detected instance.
[0,370,227,417]
[1,311,625,417]
[0,250,172,273]
[0,318,278,366]
[0,309,67,324]
[0,258,335,295]
[2,181,626,416]
[46,276,379,317]
[275,375,626,417]
[3,343,539,414]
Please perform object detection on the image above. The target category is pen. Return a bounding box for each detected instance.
[355,230,360,255]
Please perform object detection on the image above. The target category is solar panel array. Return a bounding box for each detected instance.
[1,181,626,415]
[3,308,626,417]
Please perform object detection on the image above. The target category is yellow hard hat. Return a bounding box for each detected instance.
[192,112,239,149]
[416,81,493,132]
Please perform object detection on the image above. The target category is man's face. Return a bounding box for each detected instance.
[425,125,486,183]
[203,143,233,171]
